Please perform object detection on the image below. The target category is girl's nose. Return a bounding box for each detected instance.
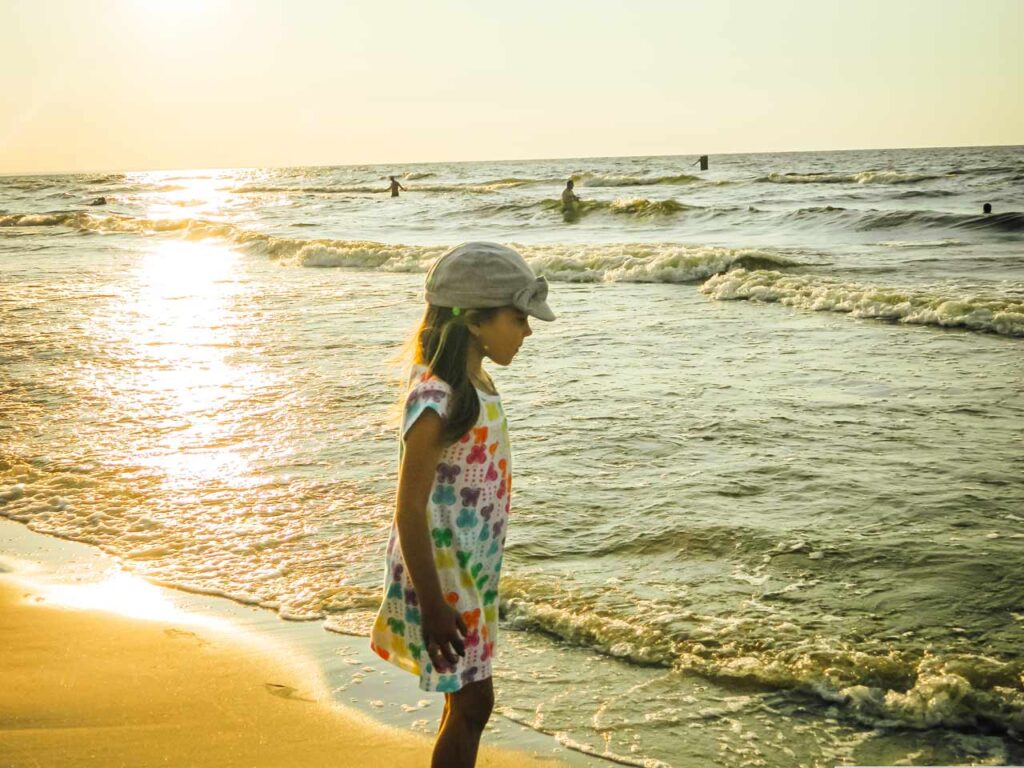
[524,322,533,338]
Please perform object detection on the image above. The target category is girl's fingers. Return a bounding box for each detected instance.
[426,614,468,669]
[440,640,459,664]
[427,642,452,670]
[447,616,467,655]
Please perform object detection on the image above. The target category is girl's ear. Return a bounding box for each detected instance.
[464,310,484,338]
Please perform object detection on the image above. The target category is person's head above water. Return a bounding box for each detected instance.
[566,179,574,189]
[411,242,555,442]
[390,176,397,181]
[983,203,992,214]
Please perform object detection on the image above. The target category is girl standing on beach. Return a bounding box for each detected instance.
[370,242,555,768]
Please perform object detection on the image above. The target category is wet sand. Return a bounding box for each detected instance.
[0,568,567,768]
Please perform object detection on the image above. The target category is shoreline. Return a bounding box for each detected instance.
[0,518,607,768]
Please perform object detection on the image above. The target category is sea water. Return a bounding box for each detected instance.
[1,146,1022,766]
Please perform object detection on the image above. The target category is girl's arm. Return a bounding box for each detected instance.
[395,410,467,668]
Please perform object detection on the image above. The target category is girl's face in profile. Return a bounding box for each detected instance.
[475,307,533,366]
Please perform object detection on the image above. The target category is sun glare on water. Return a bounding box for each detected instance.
[83,238,269,487]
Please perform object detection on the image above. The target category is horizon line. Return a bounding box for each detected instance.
[2,142,1021,178]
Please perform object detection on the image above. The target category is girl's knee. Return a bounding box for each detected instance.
[450,679,493,731]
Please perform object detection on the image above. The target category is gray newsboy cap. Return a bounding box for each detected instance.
[425,242,556,322]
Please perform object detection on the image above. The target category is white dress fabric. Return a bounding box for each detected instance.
[370,365,511,692]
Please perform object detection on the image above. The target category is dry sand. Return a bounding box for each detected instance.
[0,574,566,768]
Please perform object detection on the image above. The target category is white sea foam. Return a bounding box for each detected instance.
[701,268,1024,337]
[574,172,701,187]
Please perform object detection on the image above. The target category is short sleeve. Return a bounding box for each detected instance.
[402,371,452,439]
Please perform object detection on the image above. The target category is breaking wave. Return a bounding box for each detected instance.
[573,172,701,187]
[701,268,1024,337]
[0,209,799,282]
[474,197,699,219]
[499,574,1024,738]
[6,209,1022,338]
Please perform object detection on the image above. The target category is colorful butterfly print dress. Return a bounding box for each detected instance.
[370,365,512,693]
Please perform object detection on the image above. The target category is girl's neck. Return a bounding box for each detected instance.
[465,347,495,394]
[466,345,483,379]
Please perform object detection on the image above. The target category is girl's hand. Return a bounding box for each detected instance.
[422,601,468,671]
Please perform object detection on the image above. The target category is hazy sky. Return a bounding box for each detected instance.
[2,0,1021,173]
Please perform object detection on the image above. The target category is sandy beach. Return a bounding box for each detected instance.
[0,561,567,768]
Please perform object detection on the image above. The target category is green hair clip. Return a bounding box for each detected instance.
[452,306,462,316]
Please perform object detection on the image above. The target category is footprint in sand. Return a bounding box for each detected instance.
[164,627,209,646]
[264,682,315,703]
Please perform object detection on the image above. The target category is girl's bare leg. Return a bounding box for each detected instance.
[437,693,451,734]
[431,678,494,768]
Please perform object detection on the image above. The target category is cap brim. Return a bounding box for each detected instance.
[527,300,556,322]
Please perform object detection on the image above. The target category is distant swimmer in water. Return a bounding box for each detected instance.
[561,179,580,216]
[87,196,107,206]
[983,203,992,214]
[388,176,407,198]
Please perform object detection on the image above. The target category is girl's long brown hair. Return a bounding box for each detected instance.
[406,304,499,445]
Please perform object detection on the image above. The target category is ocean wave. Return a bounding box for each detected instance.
[252,236,794,281]
[701,268,1024,337]
[230,177,541,194]
[413,177,544,192]
[500,575,1024,738]
[0,211,234,237]
[230,184,386,194]
[473,197,697,219]
[607,197,694,216]
[534,197,699,219]
[948,164,1024,177]
[0,178,58,191]
[951,211,1024,232]
[573,172,701,187]
[860,210,1024,233]
[1,211,94,228]
[780,206,1024,233]
[523,243,796,283]
[876,239,964,249]
[1,209,802,282]
[892,189,959,199]
[237,232,448,270]
[759,170,945,185]
[399,171,435,180]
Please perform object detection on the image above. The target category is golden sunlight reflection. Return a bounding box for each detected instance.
[95,239,268,486]
[127,169,241,220]
[37,570,226,629]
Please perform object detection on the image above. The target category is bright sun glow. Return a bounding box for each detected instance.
[37,570,226,628]
[137,0,214,19]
